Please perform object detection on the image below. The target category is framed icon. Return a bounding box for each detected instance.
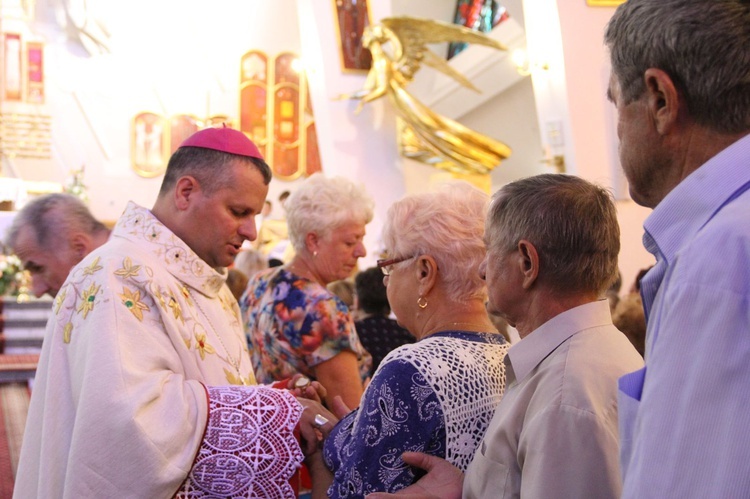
[332,0,373,72]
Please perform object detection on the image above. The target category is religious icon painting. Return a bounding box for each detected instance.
[240,50,269,158]
[131,112,169,178]
[448,0,510,59]
[26,42,44,104]
[332,0,373,72]
[169,115,201,155]
[3,34,22,101]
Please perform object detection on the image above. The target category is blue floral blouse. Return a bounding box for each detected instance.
[323,330,509,498]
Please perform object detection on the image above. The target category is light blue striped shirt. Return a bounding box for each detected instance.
[619,133,750,498]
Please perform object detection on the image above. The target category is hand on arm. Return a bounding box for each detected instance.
[365,452,464,499]
[296,398,337,499]
[296,398,337,456]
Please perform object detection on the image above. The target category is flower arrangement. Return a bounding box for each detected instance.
[65,165,89,205]
[0,253,27,297]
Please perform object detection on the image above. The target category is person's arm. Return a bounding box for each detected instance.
[322,359,445,498]
[297,396,350,499]
[307,448,335,499]
[306,293,366,408]
[623,270,750,497]
[519,406,622,498]
[365,452,463,499]
[313,350,363,408]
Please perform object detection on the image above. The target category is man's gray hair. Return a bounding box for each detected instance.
[487,174,620,296]
[285,174,374,251]
[6,193,108,251]
[382,181,489,304]
[605,0,750,134]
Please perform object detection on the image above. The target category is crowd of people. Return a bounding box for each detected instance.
[4,0,750,497]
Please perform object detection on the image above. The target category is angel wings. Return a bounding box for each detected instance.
[342,16,512,175]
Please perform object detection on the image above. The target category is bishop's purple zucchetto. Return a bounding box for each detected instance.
[178,124,263,160]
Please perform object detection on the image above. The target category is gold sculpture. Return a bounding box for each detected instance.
[342,16,512,175]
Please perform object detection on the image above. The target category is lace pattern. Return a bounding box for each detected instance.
[384,333,508,471]
[323,331,509,497]
[176,386,303,499]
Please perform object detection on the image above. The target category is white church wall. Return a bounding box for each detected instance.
[3,0,306,223]
[555,0,654,291]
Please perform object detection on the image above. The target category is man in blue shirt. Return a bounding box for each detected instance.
[605,1,750,497]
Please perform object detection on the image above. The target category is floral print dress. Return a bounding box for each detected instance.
[240,267,370,383]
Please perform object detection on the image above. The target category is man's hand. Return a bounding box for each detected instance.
[296,398,337,456]
[287,374,327,403]
[366,452,464,499]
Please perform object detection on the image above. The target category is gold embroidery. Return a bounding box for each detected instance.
[114,257,142,279]
[146,228,160,242]
[180,285,192,306]
[82,257,103,276]
[152,286,166,310]
[77,283,101,319]
[224,368,241,385]
[55,288,67,314]
[118,287,150,321]
[167,290,183,322]
[218,292,232,313]
[194,332,216,360]
[223,368,253,386]
[63,322,73,343]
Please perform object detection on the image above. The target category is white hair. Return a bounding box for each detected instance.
[382,181,489,303]
[285,174,374,251]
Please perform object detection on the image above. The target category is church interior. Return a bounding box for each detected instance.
[0,0,653,284]
[0,0,654,490]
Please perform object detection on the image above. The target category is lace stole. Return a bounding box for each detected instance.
[175,386,303,498]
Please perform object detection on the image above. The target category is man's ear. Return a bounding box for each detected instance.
[643,68,680,135]
[517,240,539,290]
[174,176,199,210]
[70,233,93,260]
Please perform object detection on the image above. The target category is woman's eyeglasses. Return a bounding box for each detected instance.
[377,255,417,276]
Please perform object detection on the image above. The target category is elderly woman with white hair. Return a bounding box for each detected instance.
[306,182,509,498]
[240,174,373,409]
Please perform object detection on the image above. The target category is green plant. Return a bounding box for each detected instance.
[0,253,27,297]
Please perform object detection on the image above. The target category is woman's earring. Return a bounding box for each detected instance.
[417,296,428,309]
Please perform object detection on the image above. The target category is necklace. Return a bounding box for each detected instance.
[192,291,248,385]
[449,321,493,331]
[285,259,324,286]
[419,321,493,340]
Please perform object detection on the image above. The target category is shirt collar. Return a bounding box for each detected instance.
[112,202,227,298]
[643,134,750,264]
[506,300,613,384]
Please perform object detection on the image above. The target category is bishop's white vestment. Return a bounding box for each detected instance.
[14,202,303,498]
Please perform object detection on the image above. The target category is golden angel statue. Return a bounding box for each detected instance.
[342,16,511,175]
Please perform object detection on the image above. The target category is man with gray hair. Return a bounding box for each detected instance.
[605,1,750,496]
[5,193,110,298]
[369,174,643,498]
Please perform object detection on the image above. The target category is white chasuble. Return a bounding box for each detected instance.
[14,202,303,499]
